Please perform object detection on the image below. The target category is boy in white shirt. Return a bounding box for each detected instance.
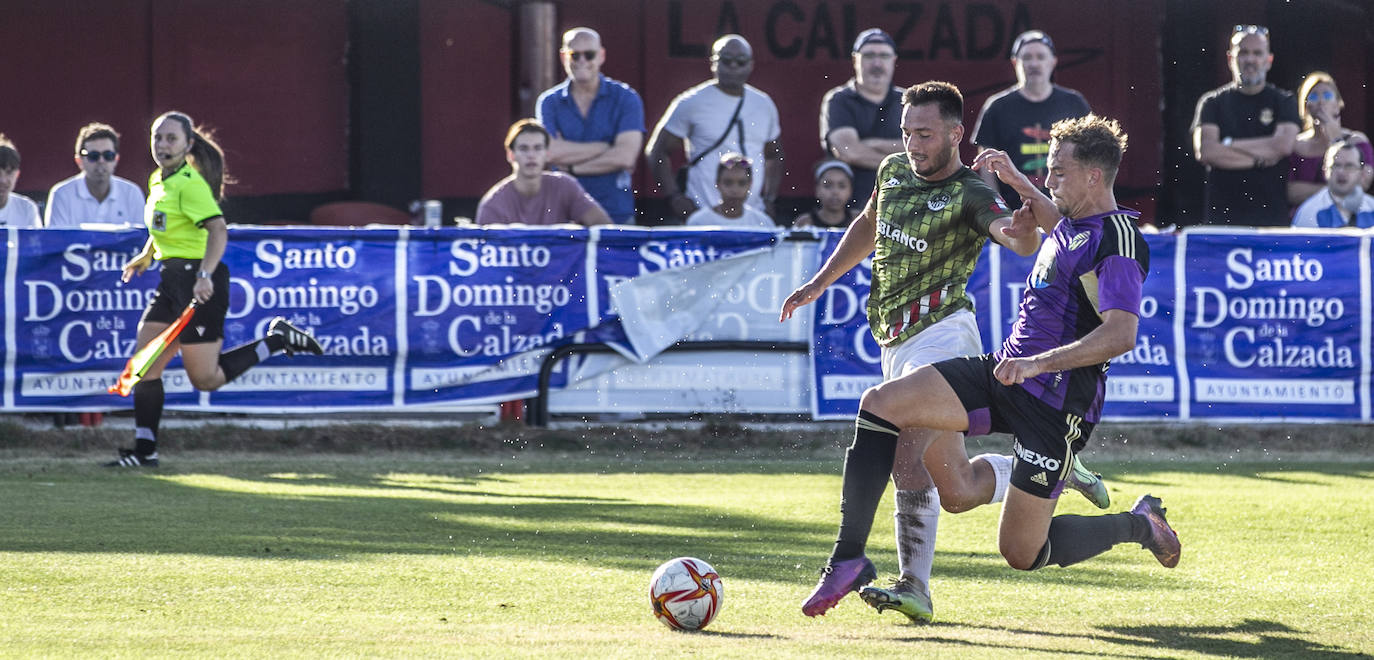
[0,134,41,228]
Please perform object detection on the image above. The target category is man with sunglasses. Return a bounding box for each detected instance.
[44,123,145,228]
[0,134,41,228]
[1191,25,1299,227]
[819,28,905,212]
[536,28,645,225]
[647,34,783,222]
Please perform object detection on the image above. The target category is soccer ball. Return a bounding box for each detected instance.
[649,557,723,631]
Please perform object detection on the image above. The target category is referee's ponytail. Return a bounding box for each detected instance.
[156,111,231,201]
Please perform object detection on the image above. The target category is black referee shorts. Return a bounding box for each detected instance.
[932,353,1094,500]
[140,258,229,344]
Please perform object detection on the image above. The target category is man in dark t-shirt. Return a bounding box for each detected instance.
[1191,25,1299,226]
[972,30,1091,209]
[819,28,905,211]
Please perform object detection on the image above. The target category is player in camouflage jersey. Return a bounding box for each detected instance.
[806,114,1181,619]
[782,82,1106,622]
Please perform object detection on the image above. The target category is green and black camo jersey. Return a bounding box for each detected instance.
[868,155,1010,347]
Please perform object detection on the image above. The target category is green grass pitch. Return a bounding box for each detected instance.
[1,452,1370,658]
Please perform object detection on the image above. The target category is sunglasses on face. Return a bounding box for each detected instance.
[80,149,117,162]
[1307,90,1337,103]
[712,56,751,67]
[1233,24,1269,37]
[564,49,598,62]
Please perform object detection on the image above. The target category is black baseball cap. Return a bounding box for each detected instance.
[852,28,896,53]
[1011,30,1055,57]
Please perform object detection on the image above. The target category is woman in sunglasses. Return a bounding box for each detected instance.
[1287,72,1372,207]
[107,111,322,468]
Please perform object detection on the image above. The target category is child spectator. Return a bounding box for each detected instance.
[686,153,776,228]
[794,160,857,228]
[0,134,41,228]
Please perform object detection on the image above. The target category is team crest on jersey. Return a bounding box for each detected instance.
[152,210,167,231]
[882,177,901,189]
[1260,108,1274,126]
[927,193,951,212]
[1068,231,1090,251]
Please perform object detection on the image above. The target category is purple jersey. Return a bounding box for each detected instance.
[996,209,1149,422]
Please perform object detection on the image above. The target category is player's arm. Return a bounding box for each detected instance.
[826,126,896,170]
[1194,123,1269,169]
[994,308,1138,386]
[779,198,877,322]
[193,217,227,304]
[971,148,1058,234]
[121,237,157,282]
[974,146,1001,192]
[559,130,644,175]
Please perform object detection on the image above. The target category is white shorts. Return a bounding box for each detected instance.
[880,309,983,381]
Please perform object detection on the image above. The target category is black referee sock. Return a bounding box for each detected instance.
[219,340,272,384]
[832,410,901,560]
[1041,512,1141,568]
[132,379,163,457]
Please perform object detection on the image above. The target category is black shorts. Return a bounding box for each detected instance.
[140,258,229,344]
[932,354,1095,499]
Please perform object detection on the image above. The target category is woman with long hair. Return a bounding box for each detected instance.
[1287,72,1372,207]
[107,111,323,467]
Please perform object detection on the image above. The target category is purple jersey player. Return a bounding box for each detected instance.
[800,115,1179,615]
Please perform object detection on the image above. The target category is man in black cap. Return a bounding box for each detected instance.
[972,29,1092,208]
[819,28,905,210]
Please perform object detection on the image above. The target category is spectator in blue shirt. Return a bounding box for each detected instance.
[536,27,646,224]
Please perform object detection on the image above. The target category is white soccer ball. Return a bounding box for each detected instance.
[649,556,723,631]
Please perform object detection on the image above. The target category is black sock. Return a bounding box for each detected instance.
[832,410,901,560]
[219,339,268,383]
[1044,512,1139,568]
[133,379,164,456]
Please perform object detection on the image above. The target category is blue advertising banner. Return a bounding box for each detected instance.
[211,227,400,410]
[0,227,1369,422]
[1180,231,1364,420]
[10,228,151,410]
[404,227,593,406]
[809,232,881,420]
[1105,234,1180,419]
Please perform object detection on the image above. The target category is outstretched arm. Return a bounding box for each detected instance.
[779,199,876,322]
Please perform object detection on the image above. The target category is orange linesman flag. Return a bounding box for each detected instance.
[108,302,198,396]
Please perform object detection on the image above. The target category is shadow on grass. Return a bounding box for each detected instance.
[0,460,1186,593]
[902,619,1365,658]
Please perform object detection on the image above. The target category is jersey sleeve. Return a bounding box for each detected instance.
[615,85,647,135]
[821,88,857,149]
[1276,89,1301,126]
[181,176,223,225]
[1290,196,1321,227]
[1192,91,1219,131]
[1092,214,1149,314]
[971,95,1000,148]
[963,174,1012,234]
[534,90,555,135]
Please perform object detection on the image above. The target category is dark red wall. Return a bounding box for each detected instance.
[6,0,347,202]
[5,0,1370,226]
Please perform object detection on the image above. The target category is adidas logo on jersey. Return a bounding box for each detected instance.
[881,177,901,189]
[1031,471,1049,486]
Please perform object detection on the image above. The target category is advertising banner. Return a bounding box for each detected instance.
[809,232,881,420]
[1179,231,1364,421]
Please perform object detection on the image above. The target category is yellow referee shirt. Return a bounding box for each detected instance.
[145,162,222,260]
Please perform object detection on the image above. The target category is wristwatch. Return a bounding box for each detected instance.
[197,270,210,279]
